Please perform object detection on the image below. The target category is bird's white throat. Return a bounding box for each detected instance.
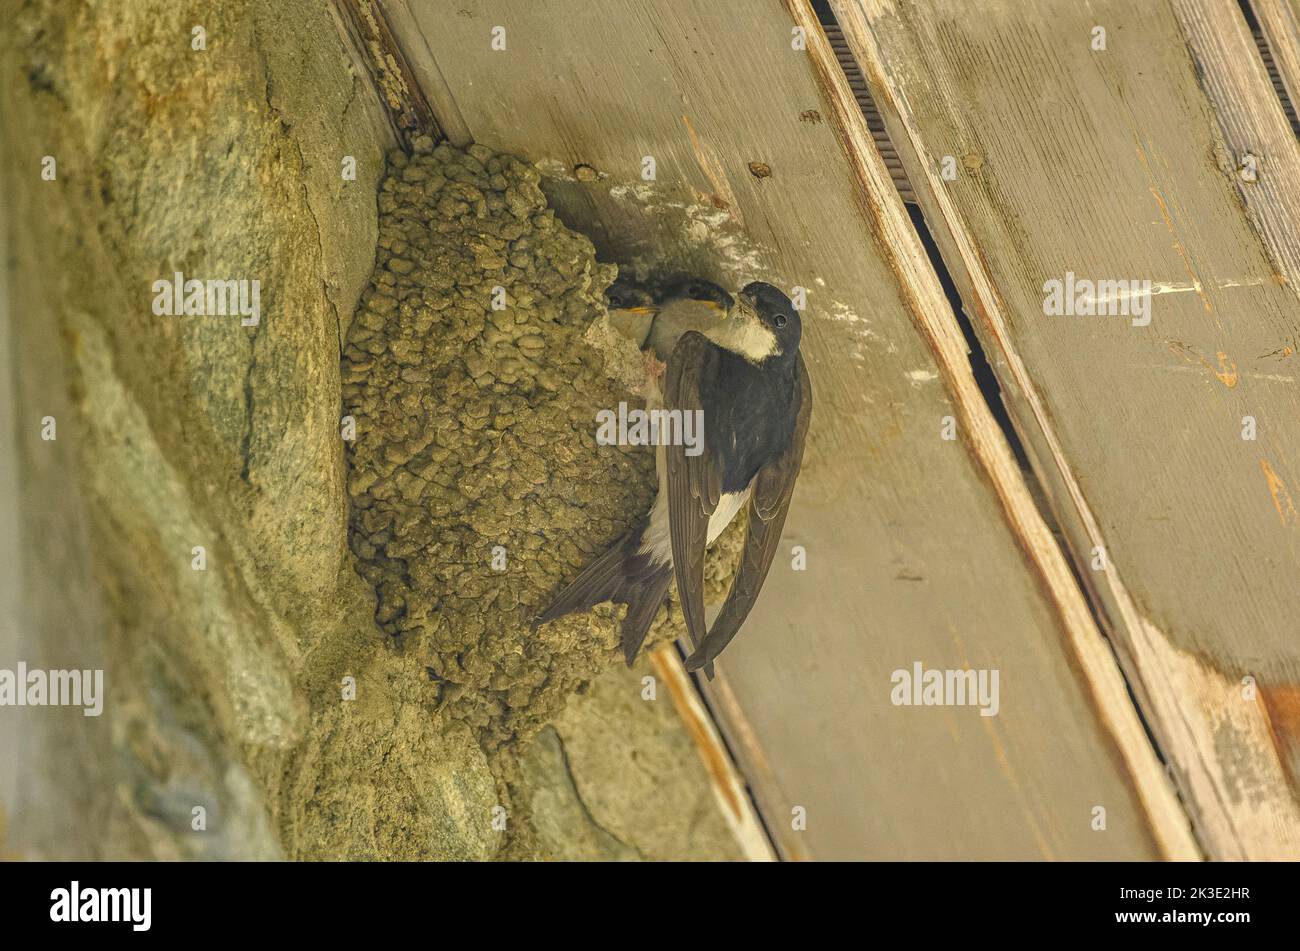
[706,307,779,362]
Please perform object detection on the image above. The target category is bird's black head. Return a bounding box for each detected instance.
[604,281,654,312]
[738,281,801,357]
[662,278,734,314]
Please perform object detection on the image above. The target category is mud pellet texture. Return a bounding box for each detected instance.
[341,141,669,747]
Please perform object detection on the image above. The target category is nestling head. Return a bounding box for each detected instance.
[663,278,734,315]
[604,281,654,312]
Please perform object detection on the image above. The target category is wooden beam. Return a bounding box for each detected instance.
[837,0,1300,859]
[334,0,442,146]
[1250,0,1300,134]
[649,647,776,861]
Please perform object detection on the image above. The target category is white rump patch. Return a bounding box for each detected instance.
[640,459,752,566]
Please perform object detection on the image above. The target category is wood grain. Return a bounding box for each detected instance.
[1251,0,1300,131]
[391,0,1190,858]
[839,0,1300,858]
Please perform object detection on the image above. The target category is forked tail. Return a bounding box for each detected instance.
[533,528,673,667]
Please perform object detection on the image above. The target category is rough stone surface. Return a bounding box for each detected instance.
[0,0,506,862]
[518,658,746,861]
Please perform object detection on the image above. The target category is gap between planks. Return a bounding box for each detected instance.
[1248,0,1300,138]
[795,0,1202,861]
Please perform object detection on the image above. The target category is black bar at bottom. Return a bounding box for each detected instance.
[0,860,1282,938]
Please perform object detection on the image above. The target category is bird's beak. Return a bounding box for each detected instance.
[621,306,655,314]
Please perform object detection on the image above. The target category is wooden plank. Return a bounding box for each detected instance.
[334,0,443,147]
[1175,0,1300,293]
[647,647,775,861]
[390,0,1193,858]
[838,0,1300,858]
[1251,0,1300,134]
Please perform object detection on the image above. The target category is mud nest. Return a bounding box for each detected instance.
[342,140,675,745]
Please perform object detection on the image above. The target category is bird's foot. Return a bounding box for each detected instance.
[643,348,668,381]
[636,348,668,401]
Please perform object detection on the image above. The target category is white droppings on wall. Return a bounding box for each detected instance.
[824,298,895,353]
[607,181,770,281]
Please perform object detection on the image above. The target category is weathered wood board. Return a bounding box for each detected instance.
[391,0,1193,858]
[1252,0,1300,134]
[838,0,1300,858]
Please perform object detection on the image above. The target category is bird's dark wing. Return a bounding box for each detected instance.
[685,353,812,672]
[664,331,722,670]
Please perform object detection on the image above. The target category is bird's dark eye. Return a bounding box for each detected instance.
[609,294,624,307]
[774,313,789,328]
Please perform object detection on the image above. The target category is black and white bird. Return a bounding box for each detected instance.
[534,280,812,677]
